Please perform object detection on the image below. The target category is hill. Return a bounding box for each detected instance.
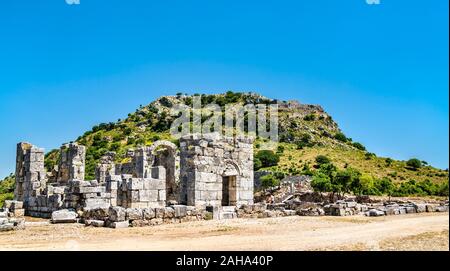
[1,91,448,206]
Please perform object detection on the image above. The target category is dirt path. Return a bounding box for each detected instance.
[0,213,448,251]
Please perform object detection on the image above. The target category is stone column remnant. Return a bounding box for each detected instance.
[14,142,46,203]
[57,143,86,182]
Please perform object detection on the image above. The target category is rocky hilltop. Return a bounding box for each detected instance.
[1,91,447,207]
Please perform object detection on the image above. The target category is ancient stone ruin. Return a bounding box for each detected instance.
[8,133,256,228]
[3,132,448,231]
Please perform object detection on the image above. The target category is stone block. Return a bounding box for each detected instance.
[163,207,175,219]
[53,187,66,194]
[143,179,166,190]
[109,206,126,222]
[5,200,23,210]
[405,206,416,214]
[436,205,449,212]
[107,180,119,190]
[51,209,78,223]
[426,204,436,212]
[126,208,143,220]
[149,218,164,226]
[0,223,15,232]
[85,220,105,227]
[155,208,165,218]
[173,205,187,218]
[69,180,91,187]
[108,220,129,229]
[367,209,385,217]
[143,208,155,220]
[158,189,166,201]
[74,186,104,194]
[127,178,144,190]
[414,204,427,213]
[131,220,149,227]
[139,190,158,202]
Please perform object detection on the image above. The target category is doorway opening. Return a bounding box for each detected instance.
[222,175,237,206]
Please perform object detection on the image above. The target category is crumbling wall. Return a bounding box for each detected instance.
[14,142,46,203]
[57,143,86,183]
[106,166,167,209]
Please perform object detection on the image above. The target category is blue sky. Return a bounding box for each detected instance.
[0,0,448,177]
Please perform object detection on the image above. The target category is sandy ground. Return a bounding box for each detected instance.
[0,213,448,251]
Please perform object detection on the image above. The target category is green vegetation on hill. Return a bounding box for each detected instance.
[1,91,447,203]
[308,156,448,198]
[0,174,15,208]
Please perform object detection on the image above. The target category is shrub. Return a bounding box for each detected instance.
[385,158,393,166]
[352,142,366,151]
[260,174,280,189]
[315,155,331,166]
[255,150,280,169]
[303,114,316,121]
[159,97,173,107]
[276,145,285,154]
[334,132,348,142]
[406,158,422,170]
[254,158,263,171]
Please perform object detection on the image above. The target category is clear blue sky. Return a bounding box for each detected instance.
[0,0,448,178]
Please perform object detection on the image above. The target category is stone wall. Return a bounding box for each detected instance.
[57,143,86,183]
[179,133,254,208]
[107,167,167,209]
[81,205,209,228]
[14,143,46,203]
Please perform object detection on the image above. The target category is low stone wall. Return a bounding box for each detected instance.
[236,203,297,219]
[80,205,208,228]
[365,202,449,217]
[0,200,25,232]
[324,200,368,216]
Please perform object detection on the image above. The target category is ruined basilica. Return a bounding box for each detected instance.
[13,133,255,220]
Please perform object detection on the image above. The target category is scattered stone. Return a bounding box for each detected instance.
[51,209,78,223]
[367,209,385,217]
[108,220,129,229]
[85,220,105,227]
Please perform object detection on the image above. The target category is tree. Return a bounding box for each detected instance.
[254,158,263,171]
[255,150,280,168]
[438,181,449,197]
[311,172,332,193]
[334,168,361,199]
[406,158,422,170]
[376,177,395,201]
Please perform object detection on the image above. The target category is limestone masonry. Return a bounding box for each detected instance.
[7,133,256,227]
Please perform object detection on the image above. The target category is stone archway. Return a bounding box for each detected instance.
[148,140,179,201]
